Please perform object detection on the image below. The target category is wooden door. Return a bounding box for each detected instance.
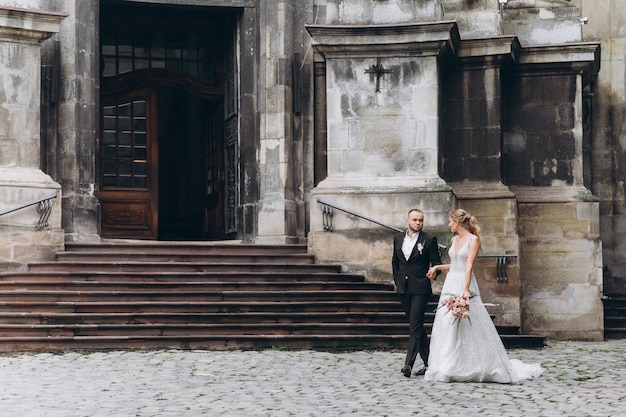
[99,88,158,239]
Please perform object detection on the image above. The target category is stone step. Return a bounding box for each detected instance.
[55,252,316,264]
[0,333,541,352]
[0,271,367,283]
[0,315,523,334]
[0,242,546,351]
[0,280,392,292]
[0,322,522,337]
[604,328,626,338]
[25,261,342,274]
[0,311,408,325]
[603,294,626,339]
[65,242,308,255]
[0,290,399,303]
[0,300,405,314]
[0,322,412,337]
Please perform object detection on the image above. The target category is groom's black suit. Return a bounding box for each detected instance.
[392,230,442,375]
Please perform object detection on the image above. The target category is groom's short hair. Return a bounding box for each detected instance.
[407,208,424,217]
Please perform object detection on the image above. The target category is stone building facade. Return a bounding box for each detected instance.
[0,0,623,341]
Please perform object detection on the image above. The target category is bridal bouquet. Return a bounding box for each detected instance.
[438,293,473,325]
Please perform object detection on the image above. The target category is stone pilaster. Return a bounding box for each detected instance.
[305,22,459,277]
[255,0,299,244]
[442,37,522,326]
[0,6,66,269]
[505,43,603,340]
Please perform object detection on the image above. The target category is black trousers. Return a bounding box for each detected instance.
[399,291,430,369]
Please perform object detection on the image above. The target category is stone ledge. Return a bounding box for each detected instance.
[0,6,67,44]
[511,185,598,203]
[449,181,515,199]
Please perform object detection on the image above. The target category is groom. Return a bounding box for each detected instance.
[392,208,442,378]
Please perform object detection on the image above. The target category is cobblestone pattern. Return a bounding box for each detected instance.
[0,340,624,416]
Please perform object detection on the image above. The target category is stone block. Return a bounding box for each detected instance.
[309,188,455,279]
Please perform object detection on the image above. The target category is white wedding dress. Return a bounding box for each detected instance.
[424,238,543,383]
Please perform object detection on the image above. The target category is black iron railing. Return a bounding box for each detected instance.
[0,194,57,230]
[317,199,517,283]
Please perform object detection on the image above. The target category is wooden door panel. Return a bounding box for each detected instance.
[99,89,158,239]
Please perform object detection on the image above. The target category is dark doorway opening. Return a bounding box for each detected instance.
[99,2,236,240]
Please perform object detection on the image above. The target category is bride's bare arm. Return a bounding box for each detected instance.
[427,262,450,279]
[464,235,480,295]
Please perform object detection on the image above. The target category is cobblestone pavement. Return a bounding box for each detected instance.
[0,339,624,417]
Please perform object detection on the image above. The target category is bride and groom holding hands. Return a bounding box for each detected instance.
[392,208,543,383]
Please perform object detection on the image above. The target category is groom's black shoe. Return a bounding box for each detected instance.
[413,367,427,376]
[401,365,412,378]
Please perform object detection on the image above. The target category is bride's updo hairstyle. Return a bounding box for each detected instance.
[449,208,482,243]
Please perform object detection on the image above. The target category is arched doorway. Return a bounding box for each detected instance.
[99,3,238,240]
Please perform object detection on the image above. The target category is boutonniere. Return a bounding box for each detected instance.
[417,243,424,254]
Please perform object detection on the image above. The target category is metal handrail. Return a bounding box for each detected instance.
[317,199,403,232]
[0,194,57,230]
[317,199,517,283]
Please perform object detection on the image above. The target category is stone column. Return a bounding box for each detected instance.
[504,43,603,340]
[254,0,299,244]
[0,7,66,268]
[443,36,523,326]
[305,22,458,278]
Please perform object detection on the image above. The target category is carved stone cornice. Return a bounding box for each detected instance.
[515,42,601,83]
[306,21,460,59]
[0,6,67,44]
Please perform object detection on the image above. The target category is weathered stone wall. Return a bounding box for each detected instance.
[503,74,579,187]
[502,0,582,45]
[518,201,603,339]
[308,0,604,340]
[307,21,458,281]
[255,0,300,244]
[442,64,504,182]
[579,0,626,294]
[452,196,522,326]
[0,4,66,269]
[0,0,618,340]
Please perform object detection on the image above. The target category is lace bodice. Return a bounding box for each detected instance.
[449,238,470,273]
[441,237,480,297]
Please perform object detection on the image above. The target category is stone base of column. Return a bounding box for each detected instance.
[449,182,521,327]
[254,199,302,245]
[308,176,454,281]
[514,186,603,341]
[0,167,63,270]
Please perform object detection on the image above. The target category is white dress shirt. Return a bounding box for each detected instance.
[402,231,419,261]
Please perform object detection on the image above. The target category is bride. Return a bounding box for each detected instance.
[424,209,543,383]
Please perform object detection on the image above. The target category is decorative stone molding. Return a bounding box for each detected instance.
[0,6,67,44]
[0,6,67,269]
[306,21,461,58]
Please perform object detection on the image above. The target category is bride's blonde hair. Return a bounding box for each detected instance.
[449,208,481,243]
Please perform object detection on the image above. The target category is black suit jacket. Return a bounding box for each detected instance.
[392,230,442,295]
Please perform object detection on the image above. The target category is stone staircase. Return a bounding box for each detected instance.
[0,242,545,351]
[604,294,626,339]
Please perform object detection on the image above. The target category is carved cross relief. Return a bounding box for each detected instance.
[364,58,393,93]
